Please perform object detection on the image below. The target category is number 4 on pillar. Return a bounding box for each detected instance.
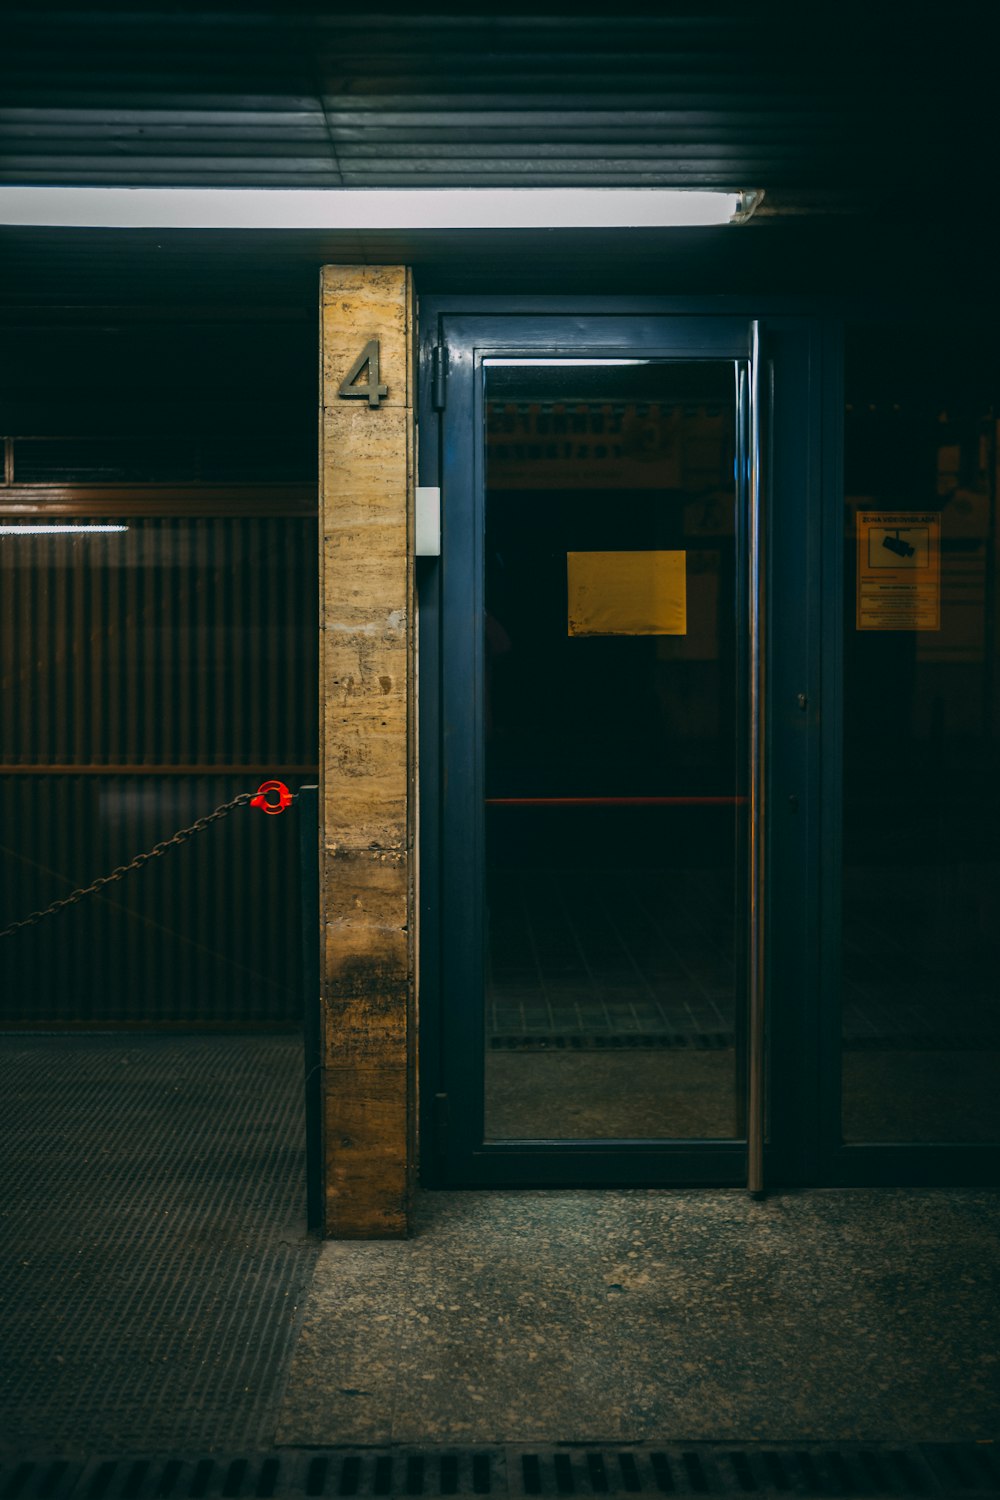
[338,339,388,408]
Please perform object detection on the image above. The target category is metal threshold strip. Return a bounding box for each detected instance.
[3,1443,998,1500]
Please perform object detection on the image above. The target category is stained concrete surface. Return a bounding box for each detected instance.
[277,1188,1000,1447]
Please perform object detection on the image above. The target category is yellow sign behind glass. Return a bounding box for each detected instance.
[856,511,941,631]
[567,550,687,636]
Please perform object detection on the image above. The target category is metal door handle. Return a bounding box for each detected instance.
[747,319,766,1198]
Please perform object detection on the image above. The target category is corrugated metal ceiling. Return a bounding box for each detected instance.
[1,5,996,307]
[1,6,995,204]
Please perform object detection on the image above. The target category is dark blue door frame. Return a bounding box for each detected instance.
[417,297,830,1189]
[418,295,998,1191]
[419,289,995,1182]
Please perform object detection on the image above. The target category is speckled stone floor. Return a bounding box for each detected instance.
[276,1188,1000,1447]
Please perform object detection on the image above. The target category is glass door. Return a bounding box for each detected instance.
[422,304,998,1189]
[423,312,789,1188]
[481,356,747,1146]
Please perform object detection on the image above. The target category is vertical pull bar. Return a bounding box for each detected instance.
[747,321,766,1197]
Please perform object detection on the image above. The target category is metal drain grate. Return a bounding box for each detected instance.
[508,1445,1000,1496]
[489,1034,735,1053]
[4,1444,999,1500]
[0,1462,86,1500]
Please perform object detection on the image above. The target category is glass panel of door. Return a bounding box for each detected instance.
[840,321,1000,1149]
[480,357,748,1144]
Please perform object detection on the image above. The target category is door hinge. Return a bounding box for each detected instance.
[431,345,447,411]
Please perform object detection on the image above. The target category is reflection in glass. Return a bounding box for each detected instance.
[482,360,746,1140]
[842,325,1000,1142]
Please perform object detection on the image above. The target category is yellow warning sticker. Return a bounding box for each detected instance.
[856,512,941,631]
[567,550,687,636]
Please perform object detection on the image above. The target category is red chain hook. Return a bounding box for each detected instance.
[251,780,293,815]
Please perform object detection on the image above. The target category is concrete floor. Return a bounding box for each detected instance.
[1,1034,998,1462]
[278,1187,1000,1447]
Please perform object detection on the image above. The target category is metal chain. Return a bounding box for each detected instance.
[0,789,288,940]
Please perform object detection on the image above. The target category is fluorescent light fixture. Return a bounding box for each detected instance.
[0,524,129,535]
[484,358,648,366]
[0,187,742,230]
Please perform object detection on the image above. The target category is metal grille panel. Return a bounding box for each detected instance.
[0,517,317,769]
[0,1035,316,1456]
[0,517,317,1025]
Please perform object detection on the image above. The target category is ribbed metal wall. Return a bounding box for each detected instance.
[0,516,317,1025]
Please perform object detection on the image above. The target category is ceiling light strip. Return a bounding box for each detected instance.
[0,187,742,230]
